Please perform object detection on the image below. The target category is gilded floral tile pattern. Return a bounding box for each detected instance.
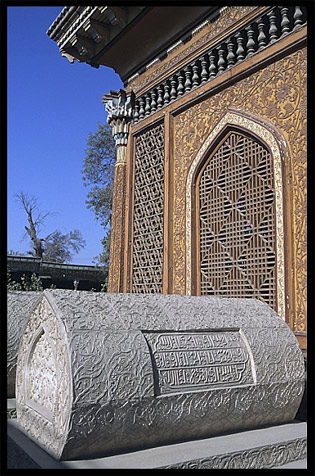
[173,48,307,332]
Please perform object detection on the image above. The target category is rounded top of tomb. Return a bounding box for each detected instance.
[42,288,286,333]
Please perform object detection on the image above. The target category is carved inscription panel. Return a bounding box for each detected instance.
[144,331,254,395]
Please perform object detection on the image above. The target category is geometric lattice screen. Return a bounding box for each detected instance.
[199,130,276,309]
[132,122,165,293]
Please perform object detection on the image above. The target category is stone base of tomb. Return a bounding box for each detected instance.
[7,418,306,470]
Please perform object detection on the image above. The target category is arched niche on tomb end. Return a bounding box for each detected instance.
[185,109,291,323]
[26,328,57,418]
[16,294,73,458]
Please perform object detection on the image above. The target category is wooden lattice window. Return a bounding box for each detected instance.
[132,123,165,293]
[197,130,276,308]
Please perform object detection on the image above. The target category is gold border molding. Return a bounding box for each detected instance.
[185,111,286,320]
[116,145,127,166]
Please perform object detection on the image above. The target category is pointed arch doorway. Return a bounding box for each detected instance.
[197,128,276,307]
[186,111,286,320]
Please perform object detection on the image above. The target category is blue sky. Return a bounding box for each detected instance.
[7,6,123,264]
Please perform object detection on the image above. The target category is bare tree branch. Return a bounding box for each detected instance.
[15,191,85,263]
[15,192,50,258]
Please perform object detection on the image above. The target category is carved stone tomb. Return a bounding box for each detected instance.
[15,289,304,460]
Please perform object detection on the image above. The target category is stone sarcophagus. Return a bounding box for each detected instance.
[16,289,304,461]
[7,291,42,397]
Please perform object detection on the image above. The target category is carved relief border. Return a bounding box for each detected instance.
[161,437,307,469]
[185,112,286,320]
[108,162,126,292]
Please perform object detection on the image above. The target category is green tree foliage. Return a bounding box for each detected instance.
[7,268,43,291]
[8,249,24,256]
[82,122,116,268]
[98,232,111,269]
[15,192,86,263]
[44,229,86,263]
[82,122,116,229]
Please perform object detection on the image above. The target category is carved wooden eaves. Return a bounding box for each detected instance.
[47,6,146,68]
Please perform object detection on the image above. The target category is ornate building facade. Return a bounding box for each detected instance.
[48,6,307,353]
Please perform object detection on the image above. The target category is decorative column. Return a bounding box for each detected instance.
[102,89,133,292]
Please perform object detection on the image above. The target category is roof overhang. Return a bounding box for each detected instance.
[47,6,219,84]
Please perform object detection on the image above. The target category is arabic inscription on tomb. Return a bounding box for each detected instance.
[144,331,254,394]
